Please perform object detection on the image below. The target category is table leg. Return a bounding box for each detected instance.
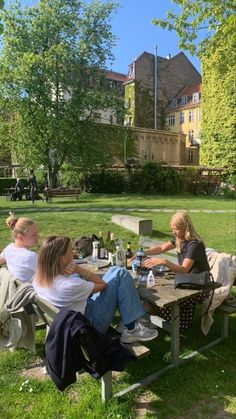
[171,302,180,366]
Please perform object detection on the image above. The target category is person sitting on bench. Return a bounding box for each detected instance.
[0,213,39,282]
[33,235,158,344]
[11,178,24,201]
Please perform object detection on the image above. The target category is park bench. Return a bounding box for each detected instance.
[215,296,236,340]
[43,188,81,202]
[30,292,150,402]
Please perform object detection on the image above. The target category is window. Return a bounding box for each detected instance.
[188,149,194,162]
[188,130,194,142]
[168,114,175,126]
[181,96,188,105]
[193,92,199,103]
[109,114,113,124]
[179,110,185,124]
[128,116,132,126]
[171,99,177,108]
[189,110,194,122]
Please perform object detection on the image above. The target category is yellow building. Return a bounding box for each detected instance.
[166,84,201,165]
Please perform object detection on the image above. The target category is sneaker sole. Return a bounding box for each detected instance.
[120,332,158,344]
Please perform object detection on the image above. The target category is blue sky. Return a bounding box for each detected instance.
[5,0,201,75]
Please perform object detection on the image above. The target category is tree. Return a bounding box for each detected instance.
[0,0,124,186]
[152,1,236,172]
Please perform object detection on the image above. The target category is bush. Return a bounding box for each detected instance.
[86,169,126,193]
[126,162,182,194]
[0,177,28,195]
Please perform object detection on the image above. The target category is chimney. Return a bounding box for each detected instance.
[166,54,172,60]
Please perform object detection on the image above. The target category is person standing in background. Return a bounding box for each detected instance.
[29,169,37,204]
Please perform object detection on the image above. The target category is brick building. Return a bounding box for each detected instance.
[124,51,201,130]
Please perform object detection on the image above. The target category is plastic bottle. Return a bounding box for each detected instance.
[147,269,155,287]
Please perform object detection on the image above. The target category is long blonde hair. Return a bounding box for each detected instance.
[171,211,204,253]
[35,236,71,287]
[6,213,35,239]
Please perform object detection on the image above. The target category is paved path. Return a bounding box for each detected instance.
[0,207,235,214]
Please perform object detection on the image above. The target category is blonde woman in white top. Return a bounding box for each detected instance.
[0,214,39,282]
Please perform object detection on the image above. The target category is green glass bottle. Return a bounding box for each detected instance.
[98,231,105,259]
[104,231,111,259]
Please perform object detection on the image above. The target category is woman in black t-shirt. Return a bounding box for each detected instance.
[144,211,209,273]
[143,211,210,330]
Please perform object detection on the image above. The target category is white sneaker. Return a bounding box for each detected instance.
[139,316,157,330]
[121,321,158,343]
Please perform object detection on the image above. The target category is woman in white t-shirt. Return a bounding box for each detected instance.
[33,236,158,344]
[0,214,39,282]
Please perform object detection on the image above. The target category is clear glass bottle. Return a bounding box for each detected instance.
[115,240,126,267]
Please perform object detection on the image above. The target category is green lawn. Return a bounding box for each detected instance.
[0,193,235,418]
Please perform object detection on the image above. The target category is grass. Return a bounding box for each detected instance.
[0,193,235,418]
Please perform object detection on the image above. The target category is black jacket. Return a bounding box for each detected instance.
[45,308,136,391]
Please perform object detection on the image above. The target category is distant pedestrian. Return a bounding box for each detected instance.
[29,170,37,204]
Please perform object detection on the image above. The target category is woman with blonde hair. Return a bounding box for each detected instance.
[0,213,39,282]
[143,211,210,330]
[144,211,209,274]
[33,236,158,343]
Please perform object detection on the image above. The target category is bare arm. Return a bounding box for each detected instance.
[145,241,175,256]
[144,256,194,273]
[64,263,106,294]
[0,256,6,265]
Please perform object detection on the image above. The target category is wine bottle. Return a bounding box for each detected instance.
[104,231,111,259]
[108,233,116,265]
[98,231,105,259]
[125,242,133,270]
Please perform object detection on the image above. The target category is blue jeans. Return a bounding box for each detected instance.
[84,266,145,333]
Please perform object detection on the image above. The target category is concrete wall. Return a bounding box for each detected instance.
[131,127,186,165]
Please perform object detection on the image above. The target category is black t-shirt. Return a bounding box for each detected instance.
[170,237,210,273]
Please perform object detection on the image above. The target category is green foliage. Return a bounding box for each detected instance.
[152,0,235,57]
[152,1,236,173]
[200,16,236,171]
[126,162,182,194]
[0,0,122,185]
[86,169,126,193]
[60,163,83,188]
[0,177,28,194]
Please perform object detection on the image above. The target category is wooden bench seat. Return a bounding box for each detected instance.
[31,292,150,402]
[215,297,236,339]
[43,188,81,202]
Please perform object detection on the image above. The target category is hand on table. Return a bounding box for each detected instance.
[143,258,166,269]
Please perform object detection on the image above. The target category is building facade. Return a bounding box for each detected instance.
[123,51,201,130]
[165,84,201,165]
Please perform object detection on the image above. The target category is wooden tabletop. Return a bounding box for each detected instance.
[137,276,202,308]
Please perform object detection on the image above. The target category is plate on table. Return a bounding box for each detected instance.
[77,258,110,272]
[153,266,170,274]
[73,258,87,264]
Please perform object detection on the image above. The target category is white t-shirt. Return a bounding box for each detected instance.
[32,273,94,314]
[0,243,37,283]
